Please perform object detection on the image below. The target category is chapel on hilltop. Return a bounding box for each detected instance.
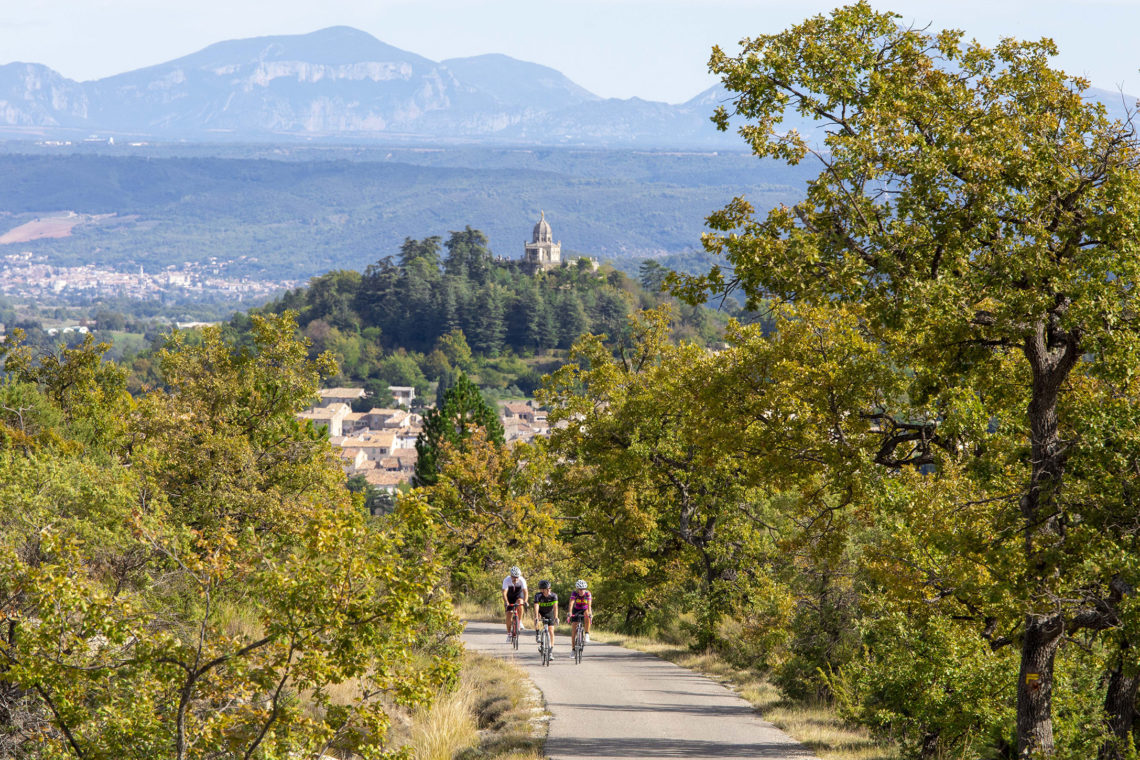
[523,211,561,272]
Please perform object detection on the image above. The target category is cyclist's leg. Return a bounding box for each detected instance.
[539,614,554,646]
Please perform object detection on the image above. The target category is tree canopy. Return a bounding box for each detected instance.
[0,314,459,759]
[675,3,1140,756]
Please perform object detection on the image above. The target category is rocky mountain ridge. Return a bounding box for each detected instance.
[3,26,1134,149]
[0,27,738,148]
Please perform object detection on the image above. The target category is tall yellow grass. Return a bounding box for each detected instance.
[407,686,480,760]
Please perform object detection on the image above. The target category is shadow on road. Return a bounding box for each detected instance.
[547,699,755,718]
[548,736,814,758]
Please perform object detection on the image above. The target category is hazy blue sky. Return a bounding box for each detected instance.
[1,1,1138,104]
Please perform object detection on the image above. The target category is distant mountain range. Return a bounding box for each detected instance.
[0,27,742,148]
[1,26,1135,149]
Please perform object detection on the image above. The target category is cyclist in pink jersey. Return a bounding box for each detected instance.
[568,579,593,644]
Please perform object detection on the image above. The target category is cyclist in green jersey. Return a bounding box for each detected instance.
[531,580,559,651]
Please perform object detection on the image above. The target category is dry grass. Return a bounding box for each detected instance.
[398,650,545,760]
[455,652,545,760]
[591,629,897,760]
[454,598,501,623]
[408,687,480,760]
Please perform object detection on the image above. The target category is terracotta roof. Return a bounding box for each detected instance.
[341,431,396,449]
[364,470,411,487]
[320,387,365,398]
[298,402,350,419]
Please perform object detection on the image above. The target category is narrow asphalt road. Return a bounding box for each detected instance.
[462,620,819,760]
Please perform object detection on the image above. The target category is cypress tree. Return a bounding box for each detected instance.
[414,373,504,486]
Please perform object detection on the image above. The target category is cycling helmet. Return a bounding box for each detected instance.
[538,579,551,589]
[575,579,588,590]
[509,566,522,578]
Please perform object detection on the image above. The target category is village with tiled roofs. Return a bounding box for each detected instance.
[296,386,550,495]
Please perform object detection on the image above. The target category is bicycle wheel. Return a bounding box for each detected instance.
[541,628,551,666]
[574,627,583,664]
[512,617,519,650]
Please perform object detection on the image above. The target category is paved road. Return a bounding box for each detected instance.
[463,620,818,760]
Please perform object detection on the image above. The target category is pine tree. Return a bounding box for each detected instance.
[415,373,504,486]
[558,292,590,350]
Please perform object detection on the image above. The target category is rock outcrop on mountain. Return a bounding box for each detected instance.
[0,62,90,127]
[83,27,482,136]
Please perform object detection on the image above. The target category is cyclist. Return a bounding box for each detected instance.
[568,579,593,645]
[501,565,528,643]
[531,580,559,654]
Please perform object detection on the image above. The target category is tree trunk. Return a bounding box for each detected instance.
[919,729,941,760]
[1016,318,1079,757]
[696,550,721,649]
[1100,650,1140,760]
[1017,614,1064,757]
[624,603,647,632]
[0,620,18,731]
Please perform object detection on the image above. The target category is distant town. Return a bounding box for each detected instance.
[0,250,299,301]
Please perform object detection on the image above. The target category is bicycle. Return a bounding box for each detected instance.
[537,618,555,666]
[570,614,586,664]
[507,602,525,650]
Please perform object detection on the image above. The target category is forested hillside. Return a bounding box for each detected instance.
[0,150,807,279]
[247,227,724,399]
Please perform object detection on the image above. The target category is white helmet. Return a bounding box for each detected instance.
[575,579,588,590]
[509,566,522,578]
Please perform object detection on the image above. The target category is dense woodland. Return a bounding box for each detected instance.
[6,5,1140,760]
[0,317,459,758]
[246,227,726,401]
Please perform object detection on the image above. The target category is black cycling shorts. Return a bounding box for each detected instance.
[569,611,589,622]
[536,609,556,625]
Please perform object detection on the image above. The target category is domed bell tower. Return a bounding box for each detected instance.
[523,211,561,272]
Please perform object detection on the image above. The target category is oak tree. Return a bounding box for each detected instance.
[695,4,1140,754]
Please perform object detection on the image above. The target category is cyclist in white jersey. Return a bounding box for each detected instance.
[501,565,528,643]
